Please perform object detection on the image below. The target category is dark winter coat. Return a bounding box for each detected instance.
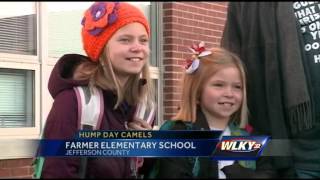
[148,108,276,179]
[42,54,135,178]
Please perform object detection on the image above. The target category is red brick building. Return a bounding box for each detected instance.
[162,2,228,120]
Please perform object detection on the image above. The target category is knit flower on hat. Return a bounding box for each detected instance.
[81,2,119,36]
[185,41,212,74]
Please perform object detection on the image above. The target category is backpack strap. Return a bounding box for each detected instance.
[73,86,104,130]
[229,122,256,170]
[33,86,104,179]
[73,86,104,178]
[33,156,45,179]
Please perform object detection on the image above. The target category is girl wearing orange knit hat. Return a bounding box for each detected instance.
[41,2,155,178]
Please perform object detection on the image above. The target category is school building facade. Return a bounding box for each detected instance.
[0,2,228,178]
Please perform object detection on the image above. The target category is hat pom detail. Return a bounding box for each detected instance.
[81,2,119,36]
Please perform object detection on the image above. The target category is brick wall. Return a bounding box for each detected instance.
[162,2,228,120]
[0,158,33,178]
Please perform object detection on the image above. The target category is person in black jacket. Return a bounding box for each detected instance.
[221,2,320,178]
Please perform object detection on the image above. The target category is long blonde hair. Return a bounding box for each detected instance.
[74,45,154,109]
[173,47,248,128]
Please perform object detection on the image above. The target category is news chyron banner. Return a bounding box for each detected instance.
[37,130,269,160]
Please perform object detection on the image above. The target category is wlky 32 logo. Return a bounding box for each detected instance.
[211,136,269,160]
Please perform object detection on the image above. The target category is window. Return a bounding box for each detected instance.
[0,2,36,55]
[0,68,34,128]
[46,2,152,58]
[47,2,93,58]
[0,2,40,138]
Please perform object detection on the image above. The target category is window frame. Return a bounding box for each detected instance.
[0,60,40,138]
[0,2,40,139]
[150,2,164,127]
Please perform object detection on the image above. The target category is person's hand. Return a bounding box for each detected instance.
[127,118,152,130]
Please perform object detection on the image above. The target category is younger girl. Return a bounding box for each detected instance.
[149,43,274,178]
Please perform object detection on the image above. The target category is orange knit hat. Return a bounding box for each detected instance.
[81,2,150,61]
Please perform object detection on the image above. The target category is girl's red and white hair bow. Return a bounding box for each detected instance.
[185,41,212,74]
